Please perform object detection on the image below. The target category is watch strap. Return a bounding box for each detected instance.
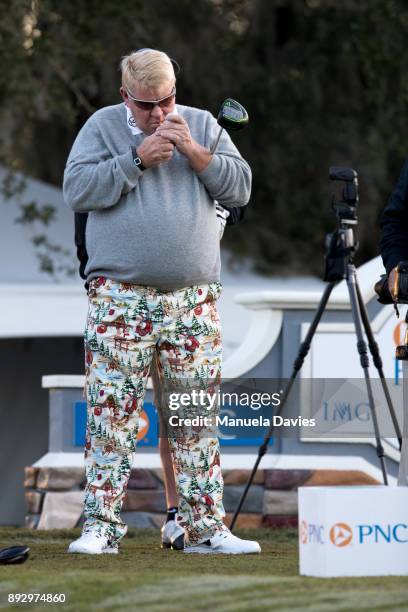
[131,146,146,171]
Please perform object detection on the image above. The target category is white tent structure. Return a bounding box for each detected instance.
[1,171,83,524]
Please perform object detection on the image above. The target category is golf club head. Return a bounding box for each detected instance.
[217,99,248,131]
[0,545,30,564]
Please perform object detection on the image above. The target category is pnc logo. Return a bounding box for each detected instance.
[299,520,325,544]
[300,520,308,544]
[330,523,353,547]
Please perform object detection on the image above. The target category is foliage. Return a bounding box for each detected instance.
[1,0,408,276]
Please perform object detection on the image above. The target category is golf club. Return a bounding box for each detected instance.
[210,98,249,154]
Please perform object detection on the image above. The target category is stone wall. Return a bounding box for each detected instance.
[24,466,379,530]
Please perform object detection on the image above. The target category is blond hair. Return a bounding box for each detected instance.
[120,49,176,91]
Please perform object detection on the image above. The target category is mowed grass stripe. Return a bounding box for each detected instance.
[91,576,291,610]
[86,578,408,612]
[1,528,408,611]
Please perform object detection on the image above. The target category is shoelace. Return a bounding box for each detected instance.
[203,532,230,547]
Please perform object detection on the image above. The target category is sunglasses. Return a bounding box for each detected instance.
[126,87,176,111]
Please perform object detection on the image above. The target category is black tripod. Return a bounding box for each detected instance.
[231,166,402,531]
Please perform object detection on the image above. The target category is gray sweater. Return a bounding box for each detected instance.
[63,103,251,289]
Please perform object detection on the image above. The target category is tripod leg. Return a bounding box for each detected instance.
[230,282,336,532]
[355,281,402,449]
[347,265,388,484]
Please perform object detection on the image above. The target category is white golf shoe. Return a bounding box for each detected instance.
[184,529,261,554]
[68,532,118,555]
[161,520,185,550]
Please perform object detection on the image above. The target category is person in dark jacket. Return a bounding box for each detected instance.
[379,159,408,486]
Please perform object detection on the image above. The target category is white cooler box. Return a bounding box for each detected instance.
[298,486,408,577]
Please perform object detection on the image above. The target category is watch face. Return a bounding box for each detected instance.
[131,147,145,170]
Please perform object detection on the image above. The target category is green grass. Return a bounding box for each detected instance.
[1,528,408,611]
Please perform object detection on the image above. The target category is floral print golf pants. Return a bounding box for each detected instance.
[82,277,226,547]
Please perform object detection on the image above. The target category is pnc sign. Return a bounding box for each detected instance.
[298,487,408,577]
[300,520,408,547]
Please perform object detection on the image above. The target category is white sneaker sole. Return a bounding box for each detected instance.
[184,545,261,555]
[68,544,118,555]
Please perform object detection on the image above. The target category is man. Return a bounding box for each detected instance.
[64,48,260,554]
[379,158,408,485]
[74,205,244,551]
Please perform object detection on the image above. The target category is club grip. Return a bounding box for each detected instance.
[329,166,357,182]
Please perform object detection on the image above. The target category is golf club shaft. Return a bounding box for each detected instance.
[210,127,223,154]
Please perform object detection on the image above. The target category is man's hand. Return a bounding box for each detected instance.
[156,115,193,155]
[137,134,175,168]
[388,266,398,301]
[156,115,212,172]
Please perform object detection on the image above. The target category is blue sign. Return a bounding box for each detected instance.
[72,401,271,447]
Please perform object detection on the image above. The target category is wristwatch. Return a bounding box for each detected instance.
[131,146,146,171]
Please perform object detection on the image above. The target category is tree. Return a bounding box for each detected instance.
[135,377,144,399]
[151,302,164,323]
[202,449,210,472]
[88,332,98,351]
[118,454,131,477]
[89,413,96,435]
[126,430,134,448]
[190,315,202,336]
[121,375,135,397]
[2,0,408,276]
[203,475,215,494]
[134,295,149,319]
[175,319,188,337]
[183,287,196,310]
[201,321,210,337]
[187,473,200,498]
[85,496,98,515]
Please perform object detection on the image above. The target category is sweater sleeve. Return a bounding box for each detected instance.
[197,112,251,208]
[63,116,143,212]
[379,160,408,274]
